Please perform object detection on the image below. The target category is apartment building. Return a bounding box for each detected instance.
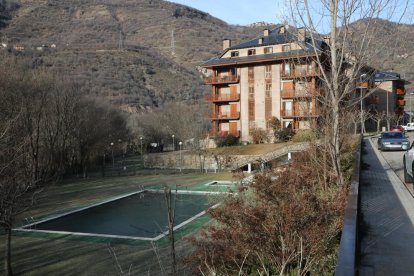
[202,25,327,142]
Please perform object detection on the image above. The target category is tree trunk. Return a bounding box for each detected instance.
[164,187,176,275]
[4,227,13,276]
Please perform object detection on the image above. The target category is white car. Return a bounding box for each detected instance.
[402,123,414,132]
[403,143,414,183]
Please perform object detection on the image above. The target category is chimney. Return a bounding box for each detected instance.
[223,39,231,50]
[263,29,270,36]
[298,27,306,42]
[323,35,331,45]
[280,26,285,34]
[258,38,263,44]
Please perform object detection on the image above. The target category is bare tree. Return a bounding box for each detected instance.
[285,0,409,185]
[164,186,177,275]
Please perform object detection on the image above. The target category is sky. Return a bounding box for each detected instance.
[167,0,414,29]
[166,0,284,25]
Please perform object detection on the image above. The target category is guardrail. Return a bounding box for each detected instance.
[335,137,362,276]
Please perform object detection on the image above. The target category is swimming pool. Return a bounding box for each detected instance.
[18,190,220,241]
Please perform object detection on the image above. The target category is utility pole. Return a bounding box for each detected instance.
[171,30,175,56]
[118,30,123,50]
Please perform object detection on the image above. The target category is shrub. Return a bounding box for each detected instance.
[185,147,347,275]
[275,128,294,142]
[250,128,268,144]
[214,134,239,147]
[291,129,317,142]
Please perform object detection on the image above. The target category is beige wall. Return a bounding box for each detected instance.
[240,66,250,141]
[373,81,396,114]
[254,65,266,130]
[222,42,301,58]
[272,64,281,120]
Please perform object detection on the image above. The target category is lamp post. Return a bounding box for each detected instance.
[360,74,367,134]
[172,134,175,151]
[410,92,414,122]
[110,142,114,167]
[140,136,143,162]
[179,141,182,172]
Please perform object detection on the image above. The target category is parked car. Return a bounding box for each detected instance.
[402,123,414,132]
[390,125,405,133]
[403,143,414,183]
[377,131,410,151]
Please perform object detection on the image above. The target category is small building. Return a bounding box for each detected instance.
[13,44,25,51]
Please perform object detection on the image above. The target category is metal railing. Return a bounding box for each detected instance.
[335,137,362,276]
[204,75,240,84]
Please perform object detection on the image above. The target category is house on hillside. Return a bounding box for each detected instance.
[201,24,329,142]
[13,44,25,51]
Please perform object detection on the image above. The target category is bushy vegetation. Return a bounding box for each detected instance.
[275,128,294,142]
[185,141,353,274]
[250,128,269,144]
[291,129,317,142]
[214,134,239,147]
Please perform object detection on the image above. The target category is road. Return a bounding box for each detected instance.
[372,132,414,195]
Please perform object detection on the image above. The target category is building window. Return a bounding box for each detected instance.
[249,100,255,120]
[248,49,256,56]
[283,63,291,75]
[265,81,272,98]
[265,65,272,80]
[231,51,239,57]
[249,84,255,99]
[264,47,273,54]
[282,45,291,52]
[248,67,254,80]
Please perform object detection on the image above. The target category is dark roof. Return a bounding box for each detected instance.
[228,25,324,50]
[202,25,326,67]
[203,49,317,67]
[374,71,401,81]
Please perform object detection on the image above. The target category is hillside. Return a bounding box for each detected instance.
[0,0,267,110]
[0,1,412,112]
[349,18,414,89]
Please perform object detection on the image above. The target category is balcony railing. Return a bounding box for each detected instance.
[205,94,240,102]
[281,109,318,117]
[209,130,240,137]
[204,75,240,84]
[212,112,240,120]
[356,81,369,88]
[397,99,406,106]
[396,88,406,95]
[281,68,320,79]
[281,89,321,98]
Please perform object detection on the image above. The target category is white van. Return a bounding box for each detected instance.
[402,123,414,132]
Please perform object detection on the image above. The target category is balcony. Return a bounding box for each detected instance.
[205,93,240,102]
[204,75,240,85]
[281,89,321,98]
[356,81,369,88]
[209,130,240,137]
[396,88,406,95]
[212,112,240,120]
[281,109,318,117]
[397,99,406,106]
[281,68,320,79]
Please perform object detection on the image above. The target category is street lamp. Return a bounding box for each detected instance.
[410,92,414,122]
[140,136,143,162]
[179,141,182,172]
[172,134,175,151]
[110,142,114,167]
[360,73,367,134]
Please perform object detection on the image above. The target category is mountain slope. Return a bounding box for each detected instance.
[0,0,268,110]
